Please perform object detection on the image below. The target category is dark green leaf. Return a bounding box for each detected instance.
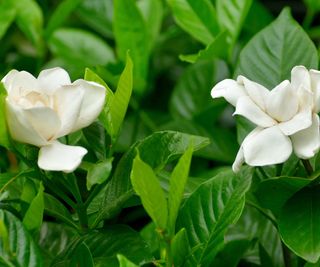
[235,8,318,89]
[177,169,252,266]
[70,242,94,267]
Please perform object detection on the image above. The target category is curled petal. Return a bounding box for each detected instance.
[266,80,299,122]
[38,68,71,93]
[232,146,244,173]
[38,141,87,172]
[6,100,48,146]
[237,75,270,110]
[291,65,311,92]
[234,96,276,127]
[1,70,19,93]
[71,79,106,132]
[291,114,320,159]
[243,126,292,166]
[310,69,320,112]
[211,79,246,106]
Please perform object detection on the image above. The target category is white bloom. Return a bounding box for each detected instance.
[211,66,320,172]
[3,67,106,172]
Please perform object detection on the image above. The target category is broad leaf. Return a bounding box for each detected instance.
[167,0,219,45]
[177,169,252,266]
[0,210,43,267]
[235,8,318,89]
[279,186,320,263]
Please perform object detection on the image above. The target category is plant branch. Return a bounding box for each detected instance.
[301,159,313,176]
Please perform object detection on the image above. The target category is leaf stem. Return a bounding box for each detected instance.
[301,159,313,176]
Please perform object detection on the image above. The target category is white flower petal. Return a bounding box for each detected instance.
[1,70,19,93]
[38,141,87,172]
[243,126,292,166]
[291,114,320,159]
[310,69,320,112]
[38,67,71,93]
[6,100,48,146]
[5,71,40,97]
[237,75,270,110]
[23,107,61,141]
[53,85,84,138]
[71,79,106,132]
[291,65,311,91]
[266,80,299,122]
[232,146,245,173]
[234,96,276,127]
[211,79,246,106]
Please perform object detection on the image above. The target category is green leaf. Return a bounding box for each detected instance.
[131,154,168,229]
[45,0,83,37]
[76,0,113,38]
[216,0,252,50]
[70,242,94,267]
[0,1,16,41]
[53,225,153,266]
[109,53,133,139]
[23,182,44,231]
[13,0,44,54]
[86,158,113,190]
[255,176,311,215]
[172,228,190,267]
[92,131,209,227]
[0,170,36,193]
[167,0,219,45]
[117,255,138,267]
[170,59,228,120]
[235,8,318,89]
[49,28,115,67]
[0,83,10,149]
[279,186,320,263]
[114,0,149,92]
[0,210,43,267]
[177,169,252,266]
[168,145,193,233]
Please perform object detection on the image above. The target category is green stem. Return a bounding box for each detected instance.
[165,238,173,267]
[302,159,313,176]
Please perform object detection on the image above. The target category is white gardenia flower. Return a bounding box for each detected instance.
[211,66,320,172]
[2,67,106,172]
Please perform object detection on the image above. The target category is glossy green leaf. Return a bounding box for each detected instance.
[114,0,149,92]
[216,0,252,50]
[76,0,113,38]
[131,154,168,229]
[177,169,252,266]
[235,8,318,89]
[170,59,228,120]
[255,176,311,215]
[167,0,219,45]
[49,28,115,66]
[109,53,133,139]
[23,182,44,231]
[168,145,193,232]
[0,210,43,267]
[13,0,44,54]
[172,228,190,267]
[92,131,209,227]
[117,255,139,267]
[45,0,83,37]
[279,186,320,263]
[0,1,16,41]
[70,242,94,267]
[86,158,113,190]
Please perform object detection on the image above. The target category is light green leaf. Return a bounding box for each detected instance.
[49,28,115,66]
[114,0,149,92]
[172,228,190,267]
[279,186,320,263]
[0,83,10,149]
[23,182,44,231]
[235,8,318,89]
[45,0,83,37]
[168,145,193,233]
[86,158,113,190]
[0,210,43,267]
[216,0,252,50]
[167,0,219,45]
[131,154,168,229]
[109,53,133,139]
[177,169,252,266]
[13,0,44,54]
[117,255,138,267]
[0,1,16,41]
